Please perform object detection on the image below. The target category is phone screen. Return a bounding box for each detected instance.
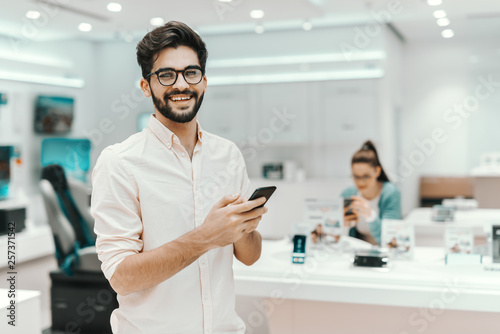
[293,235,306,254]
[344,198,353,208]
[344,198,355,216]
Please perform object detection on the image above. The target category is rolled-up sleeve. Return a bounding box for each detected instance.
[91,147,143,281]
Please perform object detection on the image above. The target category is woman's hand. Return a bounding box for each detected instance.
[343,205,358,227]
[350,196,372,219]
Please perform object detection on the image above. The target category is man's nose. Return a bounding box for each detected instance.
[172,73,190,90]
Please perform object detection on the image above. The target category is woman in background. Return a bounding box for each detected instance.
[341,140,401,245]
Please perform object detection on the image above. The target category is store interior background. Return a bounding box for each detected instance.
[0,0,499,331]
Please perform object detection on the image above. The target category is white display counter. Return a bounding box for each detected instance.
[234,238,500,312]
[233,238,500,334]
[405,207,500,246]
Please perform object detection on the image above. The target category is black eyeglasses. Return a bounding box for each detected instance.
[146,66,204,86]
[352,174,375,181]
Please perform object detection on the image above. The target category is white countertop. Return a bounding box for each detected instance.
[233,238,500,313]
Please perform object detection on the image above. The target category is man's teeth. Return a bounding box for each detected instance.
[171,96,191,101]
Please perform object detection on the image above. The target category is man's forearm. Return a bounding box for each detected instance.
[111,228,211,296]
[234,230,262,266]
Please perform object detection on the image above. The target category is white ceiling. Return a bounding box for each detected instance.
[0,0,499,42]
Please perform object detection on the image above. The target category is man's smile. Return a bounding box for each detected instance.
[168,94,193,103]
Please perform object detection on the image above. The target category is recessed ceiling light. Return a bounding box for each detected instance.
[427,0,442,5]
[255,24,265,34]
[441,29,454,38]
[250,10,264,19]
[218,0,233,2]
[436,18,450,26]
[25,11,41,19]
[302,21,312,31]
[107,3,122,12]
[433,10,447,19]
[78,23,92,32]
[150,17,165,27]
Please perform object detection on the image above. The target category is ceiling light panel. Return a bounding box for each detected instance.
[150,17,165,27]
[107,3,122,12]
[26,11,41,19]
[433,10,447,19]
[250,10,265,19]
[441,29,454,38]
[427,0,442,6]
[436,18,450,26]
[78,23,92,32]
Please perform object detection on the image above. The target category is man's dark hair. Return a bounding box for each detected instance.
[136,21,208,80]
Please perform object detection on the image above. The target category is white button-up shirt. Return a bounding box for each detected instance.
[91,115,251,334]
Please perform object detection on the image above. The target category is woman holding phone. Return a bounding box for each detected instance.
[341,140,401,245]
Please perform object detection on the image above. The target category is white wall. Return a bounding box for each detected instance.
[400,38,500,215]
[379,25,403,179]
[90,41,150,163]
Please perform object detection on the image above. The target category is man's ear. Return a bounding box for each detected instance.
[202,75,207,94]
[140,78,152,97]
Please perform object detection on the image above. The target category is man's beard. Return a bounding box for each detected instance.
[151,88,204,123]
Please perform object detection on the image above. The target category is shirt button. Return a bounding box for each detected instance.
[181,152,185,157]
[200,259,206,265]
[204,293,208,300]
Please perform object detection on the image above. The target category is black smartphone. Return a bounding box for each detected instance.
[293,234,306,254]
[344,197,355,216]
[248,186,276,208]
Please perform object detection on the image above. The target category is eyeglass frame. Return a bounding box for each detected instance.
[351,174,377,182]
[145,65,205,86]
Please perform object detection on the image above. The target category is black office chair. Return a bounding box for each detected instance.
[40,164,99,274]
[40,164,117,334]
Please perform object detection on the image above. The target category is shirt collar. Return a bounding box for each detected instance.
[147,114,204,149]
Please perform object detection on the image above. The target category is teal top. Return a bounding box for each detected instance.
[341,181,401,245]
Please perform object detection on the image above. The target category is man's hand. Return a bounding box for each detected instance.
[200,193,268,249]
[107,193,267,296]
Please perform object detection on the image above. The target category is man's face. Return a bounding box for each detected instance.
[142,45,207,123]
